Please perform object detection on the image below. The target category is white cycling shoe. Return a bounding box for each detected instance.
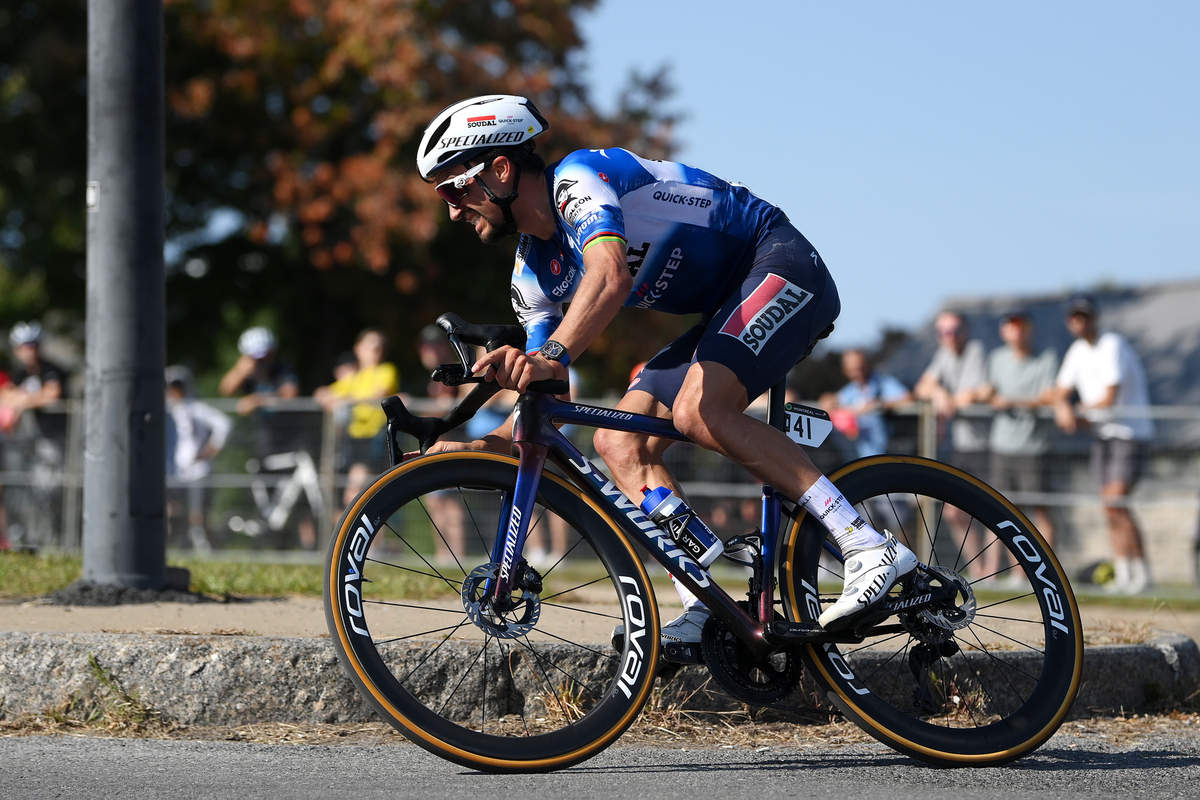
[819,532,918,632]
[611,606,710,651]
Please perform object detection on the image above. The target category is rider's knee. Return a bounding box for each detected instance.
[594,427,648,471]
[671,392,718,449]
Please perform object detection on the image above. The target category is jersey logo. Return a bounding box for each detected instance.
[598,172,610,183]
[550,259,561,275]
[554,179,579,214]
[718,275,813,354]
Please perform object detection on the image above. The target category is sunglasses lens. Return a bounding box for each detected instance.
[436,181,467,208]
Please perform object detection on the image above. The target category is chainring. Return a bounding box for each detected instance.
[460,563,540,640]
[700,613,802,705]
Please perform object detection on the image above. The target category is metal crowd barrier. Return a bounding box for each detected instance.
[2,398,1198,584]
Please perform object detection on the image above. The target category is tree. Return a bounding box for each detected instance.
[162,0,682,393]
[0,0,87,335]
[3,0,682,393]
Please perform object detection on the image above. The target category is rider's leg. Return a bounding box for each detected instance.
[592,389,678,501]
[672,361,916,630]
[593,390,707,633]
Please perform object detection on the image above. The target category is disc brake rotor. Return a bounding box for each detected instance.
[460,563,540,639]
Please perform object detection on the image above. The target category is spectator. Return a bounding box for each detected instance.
[315,328,399,507]
[219,326,312,548]
[914,312,989,574]
[165,366,232,552]
[0,321,68,550]
[822,349,912,458]
[975,309,1059,583]
[1051,293,1155,594]
[1,322,65,435]
[219,325,302,456]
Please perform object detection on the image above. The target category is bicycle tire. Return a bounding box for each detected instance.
[324,451,660,772]
[781,455,1083,766]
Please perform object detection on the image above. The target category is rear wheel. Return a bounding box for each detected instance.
[325,452,659,772]
[782,456,1082,766]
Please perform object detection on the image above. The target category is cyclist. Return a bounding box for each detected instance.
[414,95,917,637]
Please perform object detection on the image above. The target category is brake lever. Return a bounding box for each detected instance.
[431,364,488,387]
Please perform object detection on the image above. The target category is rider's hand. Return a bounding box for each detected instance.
[404,436,511,461]
[472,345,566,393]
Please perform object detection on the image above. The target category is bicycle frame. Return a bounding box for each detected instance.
[481,388,795,660]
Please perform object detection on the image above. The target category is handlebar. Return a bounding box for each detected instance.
[382,313,570,460]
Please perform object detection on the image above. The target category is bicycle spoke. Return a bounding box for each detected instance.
[975,592,1037,611]
[366,555,463,587]
[458,486,494,557]
[364,599,467,614]
[397,617,474,684]
[539,574,612,602]
[373,622,468,644]
[514,636,584,719]
[382,518,461,593]
[913,493,939,568]
[539,601,623,621]
[437,641,490,717]
[532,627,618,663]
[966,621,1047,659]
[415,493,470,577]
[962,626,1039,707]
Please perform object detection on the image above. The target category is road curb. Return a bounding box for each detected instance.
[1,631,1196,726]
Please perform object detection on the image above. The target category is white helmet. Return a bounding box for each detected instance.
[238,326,277,359]
[9,320,43,348]
[416,95,549,181]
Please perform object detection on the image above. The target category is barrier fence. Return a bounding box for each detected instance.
[2,398,1198,583]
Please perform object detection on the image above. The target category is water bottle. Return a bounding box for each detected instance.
[640,486,725,567]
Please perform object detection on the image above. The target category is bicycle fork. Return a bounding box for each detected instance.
[481,441,550,612]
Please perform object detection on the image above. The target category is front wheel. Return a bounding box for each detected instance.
[782,456,1083,767]
[324,452,659,773]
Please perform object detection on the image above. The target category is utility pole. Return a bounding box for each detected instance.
[83,0,168,588]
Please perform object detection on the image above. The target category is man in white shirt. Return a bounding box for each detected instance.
[166,366,232,552]
[1051,294,1154,593]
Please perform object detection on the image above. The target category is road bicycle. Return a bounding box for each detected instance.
[324,314,1083,773]
[226,450,325,539]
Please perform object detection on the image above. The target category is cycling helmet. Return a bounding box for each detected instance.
[238,326,277,359]
[9,321,43,348]
[416,95,550,181]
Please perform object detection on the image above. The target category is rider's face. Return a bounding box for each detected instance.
[440,165,507,245]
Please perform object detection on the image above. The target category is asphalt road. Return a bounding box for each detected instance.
[5,734,1200,799]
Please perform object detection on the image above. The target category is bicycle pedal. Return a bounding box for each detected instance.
[661,641,704,665]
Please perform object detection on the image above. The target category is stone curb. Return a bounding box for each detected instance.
[1,631,1196,726]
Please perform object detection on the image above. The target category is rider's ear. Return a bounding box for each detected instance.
[490,155,512,184]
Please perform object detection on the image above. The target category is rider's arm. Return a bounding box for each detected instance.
[473,239,631,392]
[543,239,631,359]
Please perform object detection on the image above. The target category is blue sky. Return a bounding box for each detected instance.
[578,1,1199,346]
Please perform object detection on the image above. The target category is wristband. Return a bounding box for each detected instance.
[538,339,571,367]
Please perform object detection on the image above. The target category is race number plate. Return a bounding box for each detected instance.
[783,403,833,447]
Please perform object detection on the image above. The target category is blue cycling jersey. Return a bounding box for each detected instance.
[510,148,788,353]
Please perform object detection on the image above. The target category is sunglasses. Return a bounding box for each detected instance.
[434,162,487,208]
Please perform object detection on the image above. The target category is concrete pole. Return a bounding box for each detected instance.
[83,0,167,587]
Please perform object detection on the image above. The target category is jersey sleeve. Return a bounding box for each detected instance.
[512,236,564,355]
[552,152,626,253]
